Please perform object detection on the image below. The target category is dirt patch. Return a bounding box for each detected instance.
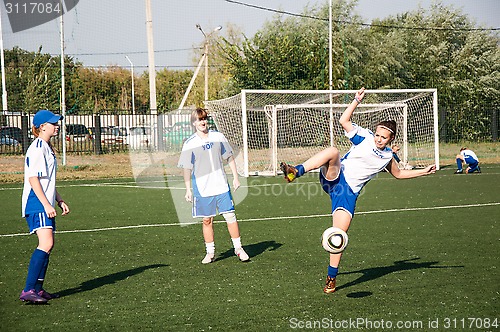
[0,152,184,183]
[1,154,128,183]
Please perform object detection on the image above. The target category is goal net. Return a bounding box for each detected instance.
[205,89,439,177]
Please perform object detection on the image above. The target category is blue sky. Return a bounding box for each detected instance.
[3,0,499,71]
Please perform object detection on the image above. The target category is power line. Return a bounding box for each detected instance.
[224,0,500,31]
[225,0,326,21]
[64,47,202,57]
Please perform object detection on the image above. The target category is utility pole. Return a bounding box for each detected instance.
[145,0,157,115]
[60,0,67,165]
[125,56,135,115]
[328,0,334,148]
[178,24,221,111]
[196,24,222,103]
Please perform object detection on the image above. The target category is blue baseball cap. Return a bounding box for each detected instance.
[33,110,63,128]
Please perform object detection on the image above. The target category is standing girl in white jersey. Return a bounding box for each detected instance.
[20,110,70,303]
[178,108,249,264]
[280,88,436,294]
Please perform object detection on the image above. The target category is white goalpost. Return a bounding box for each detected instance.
[205,89,439,177]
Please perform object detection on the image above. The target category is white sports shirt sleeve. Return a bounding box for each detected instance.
[460,149,479,162]
[340,124,393,194]
[178,131,234,197]
[22,138,58,217]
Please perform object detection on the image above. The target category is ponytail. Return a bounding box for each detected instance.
[32,125,40,138]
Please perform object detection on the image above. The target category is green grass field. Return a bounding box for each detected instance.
[0,165,499,331]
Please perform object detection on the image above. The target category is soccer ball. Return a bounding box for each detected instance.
[321,227,348,254]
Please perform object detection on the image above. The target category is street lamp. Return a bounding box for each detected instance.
[196,24,222,102]
[125,56,135,115]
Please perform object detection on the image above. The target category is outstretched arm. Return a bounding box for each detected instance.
[339,87,365,132]
[387,159,436,179]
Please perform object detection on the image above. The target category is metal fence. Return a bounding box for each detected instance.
[439,107,499,143]
[0,110,195,155]
[1,106,498,155]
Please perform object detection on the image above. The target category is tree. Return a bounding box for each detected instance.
[156,69,194,111]
[218,0,365,93]
[5,47,62,111]
[217,0,499,141]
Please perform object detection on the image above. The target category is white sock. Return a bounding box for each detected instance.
[231,237,242,249]
[205,242,215,255]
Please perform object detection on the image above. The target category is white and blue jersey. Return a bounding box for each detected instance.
[178,130,234,198]
[340,124,393,194]
[460,149,479,166]
[320,124,393,216]
[22,138,57,217]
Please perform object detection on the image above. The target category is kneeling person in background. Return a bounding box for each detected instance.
[455,147,481,174]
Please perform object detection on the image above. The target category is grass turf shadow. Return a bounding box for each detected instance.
[336,257,464,294]
[56,264,169,298]
[216,240,283,262]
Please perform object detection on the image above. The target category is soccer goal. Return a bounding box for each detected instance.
[205,89,439,177]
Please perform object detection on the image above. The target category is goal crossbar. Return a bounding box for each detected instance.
[206,89,439,177]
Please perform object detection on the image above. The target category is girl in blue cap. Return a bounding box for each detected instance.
[20,110,70,304]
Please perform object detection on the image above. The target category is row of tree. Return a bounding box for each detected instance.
[3,46,199,113]
[2,0,499,140]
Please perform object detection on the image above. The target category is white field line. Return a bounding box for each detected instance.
[3,171,500,191]
[2,171,500,191]
[0,181,322,191]
[1,202,498,238]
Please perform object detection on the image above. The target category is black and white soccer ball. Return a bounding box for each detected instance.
[321,227,348,254]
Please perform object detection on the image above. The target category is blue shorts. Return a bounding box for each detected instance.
[464,156,479,171]
[319,169,359,217]
[192,191,235,218]
[25,212,56,234]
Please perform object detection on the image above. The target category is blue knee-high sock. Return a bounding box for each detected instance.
[24,248,48,292]
[327,265,339,278]
[296,164,305,177]
[35,254,50,292]
[456,158,463,171]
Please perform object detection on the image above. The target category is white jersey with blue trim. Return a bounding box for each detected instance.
[22,138,57,217]
[341,124,393,194]
[460,149,479,162]
[178,130,234,197]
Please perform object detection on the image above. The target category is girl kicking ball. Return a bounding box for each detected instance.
[280,88,436,293]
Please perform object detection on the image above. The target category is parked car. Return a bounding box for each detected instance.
[127,126,151,150]
[0,132,20,146]
[0,126,24,144]
[106,126,128,144]
[97,126,128,145]
[164,121,193,148]
[65,124,92,141]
